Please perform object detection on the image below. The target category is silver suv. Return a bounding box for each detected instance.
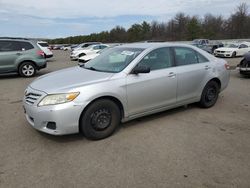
[23,43,230,140]
[0,37,47,77]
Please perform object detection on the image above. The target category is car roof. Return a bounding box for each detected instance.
[117,42,191,49]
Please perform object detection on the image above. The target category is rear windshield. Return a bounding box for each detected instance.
[38,42,49,47]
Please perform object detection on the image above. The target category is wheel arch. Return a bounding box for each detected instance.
[207,77,221,90]
[17,60,37,70]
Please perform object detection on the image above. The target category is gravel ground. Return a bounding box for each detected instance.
[0,51,249,188]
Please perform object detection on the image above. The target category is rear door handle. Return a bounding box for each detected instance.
[168,72,176,78]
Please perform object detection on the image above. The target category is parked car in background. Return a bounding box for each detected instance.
[78,44,121,63]
[23,43,230,140]
[214,42,250,58]
[62,45,71,51]
[192,39,224,54]
[0,37,47,77]
[37,41,53,58]
[52,45,63,50]
[70,44,109,60]
[237,52,250,75]
[73,42,101,52]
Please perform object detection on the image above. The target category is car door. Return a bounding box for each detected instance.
[0,41,22,73]
[238,44,250,56]
[173,47,212,103]
[126,47,177,116]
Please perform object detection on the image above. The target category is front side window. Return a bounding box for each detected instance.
[0,41,21,52]
[83,47,144,73]
[239,44,248,48]
[137,47,173,71]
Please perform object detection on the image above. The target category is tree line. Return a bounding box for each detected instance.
[49,3,250,44]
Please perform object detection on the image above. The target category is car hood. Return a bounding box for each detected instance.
[215,47,236,51]
[30,66,114,93]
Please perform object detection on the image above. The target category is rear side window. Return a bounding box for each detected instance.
[0,41,21,52]
[174,47,209,66]
[174,47,198,66]
[19,42,34,50]
[196,52,209,63]
[38,42,49,47]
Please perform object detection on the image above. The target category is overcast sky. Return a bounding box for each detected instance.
[0,0,249,38]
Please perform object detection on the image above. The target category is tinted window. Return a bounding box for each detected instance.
[174,47,198,66]
[0,41,21,52]
[137,47,173,71]
[239,44,248,48]
[19,42,34,50]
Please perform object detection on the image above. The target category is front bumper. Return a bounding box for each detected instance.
[237,66,250,75]
[23,88,86,135]
[214,52,232,57]
[45,54,53,58]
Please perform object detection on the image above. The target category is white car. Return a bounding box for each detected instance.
[78,53,100,63]
[214,42,250,58]
[70,44,109,60]
[73,42,101,52]
[37,41,53,58]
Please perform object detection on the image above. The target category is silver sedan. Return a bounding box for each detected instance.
[23,43,230,140]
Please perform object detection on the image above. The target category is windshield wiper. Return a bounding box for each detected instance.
[83,66,98,71]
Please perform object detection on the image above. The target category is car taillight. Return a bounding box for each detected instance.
[37,50,45,57]
[224,63,230,70]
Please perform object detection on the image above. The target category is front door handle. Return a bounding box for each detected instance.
[205,65,211,70]
[16,53,22,56]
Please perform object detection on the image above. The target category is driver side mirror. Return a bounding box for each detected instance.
[132,65,150,74]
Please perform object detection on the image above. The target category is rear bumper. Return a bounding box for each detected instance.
[45,54,53,58]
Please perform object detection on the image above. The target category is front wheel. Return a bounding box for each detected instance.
[18,62,37,77]
[232,51,236,58]
[80,99,121,140]
[199,81,219,108]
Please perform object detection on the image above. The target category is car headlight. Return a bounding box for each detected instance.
[38,92,80,106]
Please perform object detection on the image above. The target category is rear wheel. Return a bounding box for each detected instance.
[18,62,37,77]
[199,81,219,108]
[80,99,121,140]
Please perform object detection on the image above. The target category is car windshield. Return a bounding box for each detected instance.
[225,44,238,48]
[83,47,144,73]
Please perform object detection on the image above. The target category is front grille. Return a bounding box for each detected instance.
[216,51,225,53]
[25,92,42,105]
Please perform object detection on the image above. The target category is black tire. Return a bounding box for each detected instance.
[232,51,236,58]
[80,99,121,140]
[18,62,37,77]
[199,81,219,108]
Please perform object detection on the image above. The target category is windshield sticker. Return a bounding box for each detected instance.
[121,51,135,56]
